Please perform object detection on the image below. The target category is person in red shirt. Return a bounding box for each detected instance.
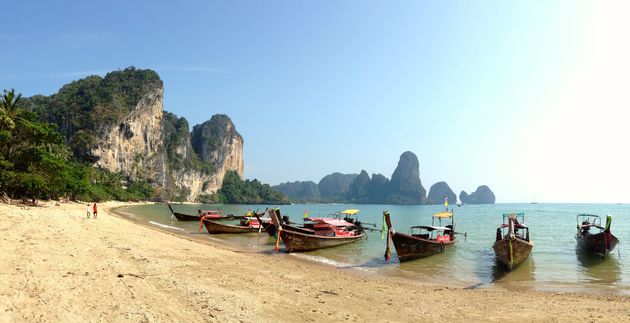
[92,203,98,219]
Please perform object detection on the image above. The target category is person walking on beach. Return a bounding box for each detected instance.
[86,204,91,219]
[92,203,98,219]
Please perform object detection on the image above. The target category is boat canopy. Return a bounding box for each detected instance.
[341,209,360,215]
[410,225,452,231]
[577,213,600,218]
[433,212,453,218]
[316,219,354,227]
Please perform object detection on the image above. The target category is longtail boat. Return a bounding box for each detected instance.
[201,210,270,234]
[259,208,309,237]
[383,210,458,262]
[167,204,244,221]
[272,209,365,252]
[576,214,619,258]
[493,213,533,270]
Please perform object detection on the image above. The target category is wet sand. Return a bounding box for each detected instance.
[1,201,629,322]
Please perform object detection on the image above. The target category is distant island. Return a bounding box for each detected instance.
[273,151,496,205]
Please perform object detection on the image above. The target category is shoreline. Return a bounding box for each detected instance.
[115,203,630,297]
[1,201,630,322]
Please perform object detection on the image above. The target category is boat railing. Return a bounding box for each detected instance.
[502,212,525,225]
[497,224,530,242]
[576,214,604,233]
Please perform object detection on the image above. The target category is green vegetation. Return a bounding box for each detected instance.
[2,75,282,204]
[0,89,155,202]
[203,171,288,204]
[162,111,215,175]
[23,67,162,162]
[273,181,320,203]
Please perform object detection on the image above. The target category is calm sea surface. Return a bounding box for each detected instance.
[117,203,630,294]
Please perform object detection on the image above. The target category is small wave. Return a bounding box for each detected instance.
[288,254,373,272]
[149,221,185,231]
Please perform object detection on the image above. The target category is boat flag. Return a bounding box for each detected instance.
[304,209,309,219]
[444,197,448,210]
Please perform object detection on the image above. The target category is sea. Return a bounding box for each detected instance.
[115,203,630,295]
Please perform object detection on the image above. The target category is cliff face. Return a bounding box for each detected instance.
[92,87,165,184]
[190,115,244,194]
[29,68,245,202]
[93,93,244,201]
[388,151,427,204]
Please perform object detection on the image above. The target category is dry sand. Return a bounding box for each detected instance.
[1,201,629,322]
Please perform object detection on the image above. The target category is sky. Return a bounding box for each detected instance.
[2,1,630,203]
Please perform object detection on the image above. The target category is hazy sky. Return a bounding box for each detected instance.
[2,1,629,203]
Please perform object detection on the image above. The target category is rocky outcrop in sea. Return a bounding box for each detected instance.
[460,185,496,204]
[427,181,457,205]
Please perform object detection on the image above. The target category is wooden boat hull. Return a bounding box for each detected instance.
[203,220,260,234]
[391,232,456,262]
[265,223,313,237]
[576,231,619,257]
[279,229,364,252]
[172,212,201,221]
[493,237,533,270]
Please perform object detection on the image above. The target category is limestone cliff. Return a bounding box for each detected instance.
[190,115,244,194]
[427,181,457,205]
[460,185,496,204]
[92,87,165,185]
[387,151,427,204]
[28,68,245,202]
[93,93,244,201]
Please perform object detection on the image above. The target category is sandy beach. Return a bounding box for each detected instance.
[1,202,629,322]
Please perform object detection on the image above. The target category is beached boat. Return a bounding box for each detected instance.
[383,211,458,262]
[259,208,308,237]
[202,213,270,234]
[271,209,365,252]
[493,213,533,270]
[167,204,204,221]
[167,204,244,221]
[576,214,619,258]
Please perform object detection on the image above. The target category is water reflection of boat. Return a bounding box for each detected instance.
[576,248,621,285]
[491,256,535,288]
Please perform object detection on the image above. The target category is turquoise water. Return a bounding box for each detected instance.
[118,203,630,294]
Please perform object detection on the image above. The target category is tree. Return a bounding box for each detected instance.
[0,89,23,131]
